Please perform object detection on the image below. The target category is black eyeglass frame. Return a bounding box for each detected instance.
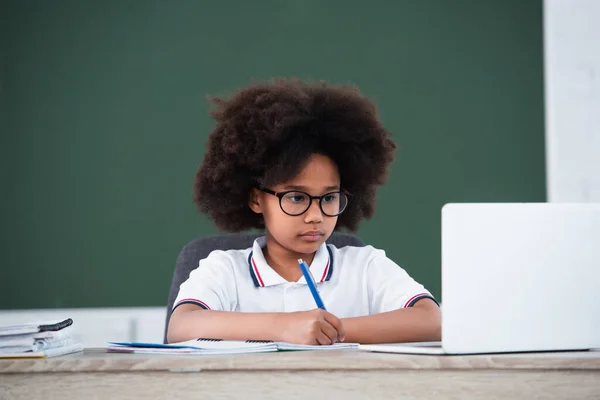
[256,186,350,217]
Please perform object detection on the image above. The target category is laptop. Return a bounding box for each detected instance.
[360,203,600,355]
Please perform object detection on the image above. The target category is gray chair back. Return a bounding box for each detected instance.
[164,232,364,343]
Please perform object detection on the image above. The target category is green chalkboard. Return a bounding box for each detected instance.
[1,0,545,309]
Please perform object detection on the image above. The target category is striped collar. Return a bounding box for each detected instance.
[248,236,334,287]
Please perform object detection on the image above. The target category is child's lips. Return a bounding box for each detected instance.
[299,232,324,241]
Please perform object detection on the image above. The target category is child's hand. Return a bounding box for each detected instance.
[278,309,346,345]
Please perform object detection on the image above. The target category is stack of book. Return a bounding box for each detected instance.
[0,318,83,359]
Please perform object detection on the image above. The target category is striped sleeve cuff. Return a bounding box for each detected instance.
[172,298,211,311]
[403,293,440,308]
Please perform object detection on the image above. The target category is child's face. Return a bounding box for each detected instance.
[250,153,340,256]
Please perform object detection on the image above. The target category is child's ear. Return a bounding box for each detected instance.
[248,189,263,214]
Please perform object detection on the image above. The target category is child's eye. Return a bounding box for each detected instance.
[322,193,339,203]
[283,193,308,203]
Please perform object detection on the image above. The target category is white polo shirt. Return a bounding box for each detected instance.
[174,236,437,317]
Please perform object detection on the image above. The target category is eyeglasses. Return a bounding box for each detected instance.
[256,186,349,217]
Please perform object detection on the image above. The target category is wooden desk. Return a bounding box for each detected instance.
[1,349,599,399]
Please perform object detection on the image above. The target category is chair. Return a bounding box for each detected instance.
[163,232,365,343]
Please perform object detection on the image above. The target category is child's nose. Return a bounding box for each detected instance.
[304,199,324,223]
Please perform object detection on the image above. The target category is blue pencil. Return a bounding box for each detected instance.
[298,259,327,311]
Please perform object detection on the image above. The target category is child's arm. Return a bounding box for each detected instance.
[168,304,346,344]
[350,249,441,343]
[340,298,441,344]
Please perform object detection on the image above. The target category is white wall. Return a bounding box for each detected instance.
[544,0,600,202]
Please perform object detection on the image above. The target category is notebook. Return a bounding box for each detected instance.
[0,343,84,359]
[108,338,358,355]
[359,342,445,355]
[0,319,82,359]
[0,327,75,351]
[0,319,73,337]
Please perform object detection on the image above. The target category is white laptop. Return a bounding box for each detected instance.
[360,203,600,355]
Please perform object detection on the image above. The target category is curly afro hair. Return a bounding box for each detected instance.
[194,79,396,232]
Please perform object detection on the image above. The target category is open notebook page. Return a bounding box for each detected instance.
[108,339,358,353]
[110,339,276,351]
[275,342,357,350]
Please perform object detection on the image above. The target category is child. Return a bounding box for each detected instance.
[168,79,441,345]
